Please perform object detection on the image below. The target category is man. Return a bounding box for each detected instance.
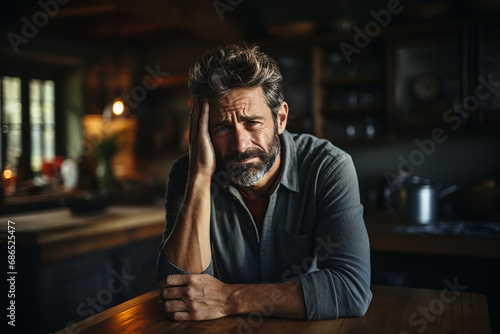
[157,44,372,321]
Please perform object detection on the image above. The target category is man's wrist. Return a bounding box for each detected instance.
[225,284,248,316]
[188,159,215,181]
[223,282,307,319]
[186,172,213,195]
[188,170,212,185]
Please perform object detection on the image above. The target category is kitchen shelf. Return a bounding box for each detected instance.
[322,76,384,86]
[315,40,385,140]
[322,104,384,115]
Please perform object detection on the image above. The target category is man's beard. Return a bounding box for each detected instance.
[223,130,281,188]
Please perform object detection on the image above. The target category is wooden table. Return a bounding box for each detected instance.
[56,285,491,334]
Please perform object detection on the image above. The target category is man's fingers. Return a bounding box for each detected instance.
[159,275,184,289]
[200,100,210,131]
[194,98,203,121]
[160,299,193,321]
[164,311,192,321]
[160,286,184,300]
[163,299,187,313]
[189,98,198,141]
[189,98,209,145]
[163,274,192,287]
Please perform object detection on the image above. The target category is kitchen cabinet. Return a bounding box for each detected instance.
[388,39,461,126]
[262,16,500,141]
[314,41,385,140]
[479,24,500,125]
[264,45,315,135]
[386,19,500,131]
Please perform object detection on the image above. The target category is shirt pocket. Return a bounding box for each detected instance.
[278,229,316,281]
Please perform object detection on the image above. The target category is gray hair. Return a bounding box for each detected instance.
[188,44,284,119]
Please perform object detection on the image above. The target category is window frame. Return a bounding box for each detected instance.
[0,65,63,181]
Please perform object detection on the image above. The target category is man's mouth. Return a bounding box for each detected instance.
[236,157,259,164]
[226,150,263,167]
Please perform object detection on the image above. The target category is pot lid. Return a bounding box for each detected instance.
[405,176,442,189]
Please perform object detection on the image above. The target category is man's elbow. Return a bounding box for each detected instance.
[348,286,373,317]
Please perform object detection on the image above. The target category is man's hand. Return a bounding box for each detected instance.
[159,274,307,322]
[159,274,231,321]
[188,98,216,179]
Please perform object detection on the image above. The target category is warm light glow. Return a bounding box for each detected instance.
[3,168,12,179]
[112,98,124,116]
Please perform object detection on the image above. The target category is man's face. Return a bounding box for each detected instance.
[209,87,284,188]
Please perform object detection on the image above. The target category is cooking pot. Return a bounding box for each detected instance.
[398,176,457,224]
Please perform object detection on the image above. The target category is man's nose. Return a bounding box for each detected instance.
[231,126,251,153]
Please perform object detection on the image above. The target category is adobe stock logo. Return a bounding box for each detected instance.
[7,0,71,54]
[399,277,467,334]
[212,0,244,21]
[121,65,169,109]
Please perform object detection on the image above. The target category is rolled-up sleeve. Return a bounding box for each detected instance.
[300,154,372,320]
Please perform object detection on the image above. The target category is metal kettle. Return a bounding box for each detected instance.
[398,176,458,224]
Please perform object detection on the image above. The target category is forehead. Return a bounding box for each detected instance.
[209,87,270,121]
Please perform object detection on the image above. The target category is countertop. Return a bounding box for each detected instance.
[0,205,166,262]
[366,213,500,258]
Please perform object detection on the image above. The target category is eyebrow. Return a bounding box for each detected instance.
[210,114,266,130]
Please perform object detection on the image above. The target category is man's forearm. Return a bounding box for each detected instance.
[228,280,306,319]
[162,174,212,273]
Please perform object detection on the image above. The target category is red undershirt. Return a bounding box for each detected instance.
[238,189,269,237]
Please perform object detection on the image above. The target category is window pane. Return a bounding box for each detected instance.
[30,79,56,172]
[30,80,42,124]
[43,80,55,124]
[2,76,22,169]
[43,80,55,159]
[30,79,43,172]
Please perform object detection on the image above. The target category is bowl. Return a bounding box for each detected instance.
[63,190,110,215]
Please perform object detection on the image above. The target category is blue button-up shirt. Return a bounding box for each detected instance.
[157,130,372,320]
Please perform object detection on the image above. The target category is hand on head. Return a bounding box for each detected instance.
[188,98,216,179]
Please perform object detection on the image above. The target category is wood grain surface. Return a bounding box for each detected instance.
[57,285,491,334]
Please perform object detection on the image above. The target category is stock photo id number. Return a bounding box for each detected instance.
[6,220,17,328]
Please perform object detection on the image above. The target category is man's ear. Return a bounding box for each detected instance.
[277,102,288,135]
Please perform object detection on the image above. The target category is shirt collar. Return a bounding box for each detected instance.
[278,129,300,193]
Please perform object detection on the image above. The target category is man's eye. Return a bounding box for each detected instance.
[215,126,229,133]
[247,121,259,126]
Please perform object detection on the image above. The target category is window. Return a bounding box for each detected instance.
[1,76,56,176]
